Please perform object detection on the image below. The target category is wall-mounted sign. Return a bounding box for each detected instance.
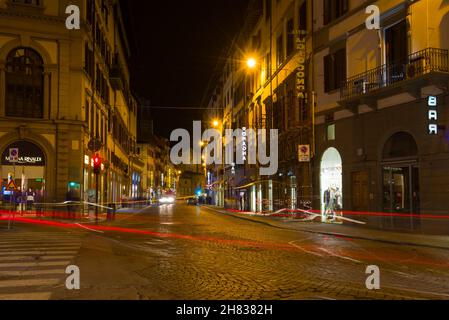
[242,127,247,162]
[428,96,438,135]
[298,145,310,162]
[1,141,45,167]
[294,30,308,101]
[9,148,19,163]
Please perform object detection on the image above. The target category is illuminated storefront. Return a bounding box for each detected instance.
[320,147,343,223]
[1,140,46,199]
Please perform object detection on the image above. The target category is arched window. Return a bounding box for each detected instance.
[5,48,44,118]
[382,132,418,160]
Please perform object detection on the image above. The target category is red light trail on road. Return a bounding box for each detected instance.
[2,214,449,269]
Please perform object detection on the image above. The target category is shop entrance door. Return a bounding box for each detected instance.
[382,164,420,230]
[352,171,369,212]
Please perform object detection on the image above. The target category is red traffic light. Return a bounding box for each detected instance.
[93,154,102,174]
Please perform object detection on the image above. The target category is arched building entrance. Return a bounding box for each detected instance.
[381,132,420,230]
[320,147,343,223]
[1,140,46,200]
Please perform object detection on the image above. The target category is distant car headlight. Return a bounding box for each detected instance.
[159,197,175,204]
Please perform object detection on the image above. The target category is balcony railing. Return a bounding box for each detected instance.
[340,48,449,101]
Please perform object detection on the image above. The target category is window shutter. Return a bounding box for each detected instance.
[342,0,349,15]
[324,54,331,92]
[335,49,347,90]
[323,0,331,25]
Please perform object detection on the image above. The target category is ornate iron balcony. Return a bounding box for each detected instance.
[340,48,449,101]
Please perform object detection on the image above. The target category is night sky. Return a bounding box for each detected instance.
[121,1,250,138]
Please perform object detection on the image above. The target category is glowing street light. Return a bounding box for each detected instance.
[246,57,257,69]
[212,119,220,128]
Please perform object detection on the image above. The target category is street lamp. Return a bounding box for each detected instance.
[212,119,220,128]
[246,57,257,70]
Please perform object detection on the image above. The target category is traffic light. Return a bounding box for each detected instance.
[93,154,102,175]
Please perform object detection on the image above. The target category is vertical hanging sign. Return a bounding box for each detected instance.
[428,96,438,135]
[295,30,308,101]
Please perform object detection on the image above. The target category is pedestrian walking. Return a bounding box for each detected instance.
[26,188,35,212]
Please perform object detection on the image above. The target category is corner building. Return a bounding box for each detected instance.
[312,0,449,232]
[0,0,137,204]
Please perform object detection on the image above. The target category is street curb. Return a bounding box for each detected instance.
[202,206,449,251]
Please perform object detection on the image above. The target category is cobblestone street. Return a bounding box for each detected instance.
[2,204,449,300]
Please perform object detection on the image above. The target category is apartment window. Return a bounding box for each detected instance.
[84,43,95,80]
[273,97,285,132]
[324,48,346,92]
[95,110,99,138]
[287,90,295,128]
[90,104,95,137]
[12,0,40,5]
[299,97,308,122]
[265,52,271,78]
[86,0,94,25]
[299,1,307,31]
[276,34,284,67]
[265,0,271,21]
[252,31,262,50]
[286,19,295,57]
[85,100,90,124]
[323,0,348,25]
[5,48,44,119]
[327,124,336,141]
[385,20,408,65]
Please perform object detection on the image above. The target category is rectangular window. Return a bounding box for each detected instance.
[276,34,284,67]
[286,19,294,57]
[95,110,99,139]
[265,0,271,21]
[323,0,348,25]
[287,90,296,128]
[265,52,271,78]
[84,43,95,80]
[85,100,90,124]
[327,124,335,141]
[86,0,94,25]
[12,0,40,5]
[324,48,346,92]
[299,1,307,31]
[299,97,308,122]
[385,21,407,64]
[90,104,95,138]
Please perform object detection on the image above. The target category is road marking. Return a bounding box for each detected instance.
[0,278,60,288]
[0,260,71,268]
[317,247,362,263]
[75,223,104,233]
[0,292,52,300]
[289,241,324,257]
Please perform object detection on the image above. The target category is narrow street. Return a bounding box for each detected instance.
[1,204,449,300]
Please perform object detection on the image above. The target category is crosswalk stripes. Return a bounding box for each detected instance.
[0,231,82,300]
